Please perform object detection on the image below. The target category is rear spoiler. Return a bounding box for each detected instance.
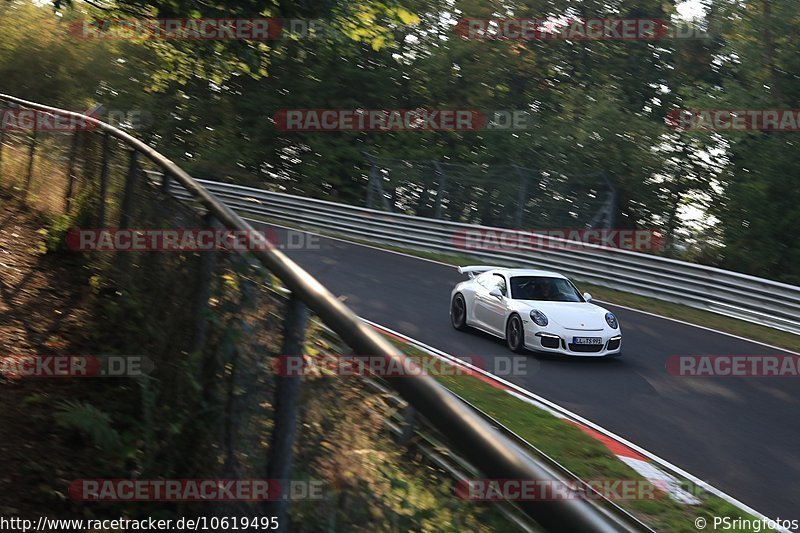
[457,265,505,278]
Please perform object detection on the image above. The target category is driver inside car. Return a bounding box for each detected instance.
[535,281,555,300]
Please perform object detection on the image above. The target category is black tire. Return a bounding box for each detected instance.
[506,314,526,353]
[451,294,468,331]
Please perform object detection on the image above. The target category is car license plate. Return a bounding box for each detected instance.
[573,337,602,345]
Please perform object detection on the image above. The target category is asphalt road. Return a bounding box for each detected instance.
[264,222,800,521]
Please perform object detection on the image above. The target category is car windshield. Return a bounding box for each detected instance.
[509,276,583,302]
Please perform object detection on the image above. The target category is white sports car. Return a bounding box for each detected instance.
[450,266,622,357]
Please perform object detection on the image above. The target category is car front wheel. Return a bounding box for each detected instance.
[506,315,525,353]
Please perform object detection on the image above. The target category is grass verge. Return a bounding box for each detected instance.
[386,337,776,532]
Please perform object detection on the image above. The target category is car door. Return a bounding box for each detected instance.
[474,273,509,335]
[470,273,493,330]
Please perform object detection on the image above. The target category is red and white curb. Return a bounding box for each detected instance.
[365,319,780,522]
[508,389,700,505]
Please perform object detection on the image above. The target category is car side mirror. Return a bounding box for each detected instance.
[583,292,592,302]
[489,288,504,299]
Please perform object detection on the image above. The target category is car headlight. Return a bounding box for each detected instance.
[529,310,548,327]
[605,312,618,329]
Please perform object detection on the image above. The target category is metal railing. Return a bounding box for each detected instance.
[168,179,800,336]
[0,93,637,531]
[362,153,617,230]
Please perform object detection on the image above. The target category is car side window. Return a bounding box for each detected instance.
[492,274,507,295]
[475,272,492,289]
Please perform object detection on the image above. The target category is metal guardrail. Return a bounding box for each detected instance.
[0,93,637,532]
[168,179,800,337]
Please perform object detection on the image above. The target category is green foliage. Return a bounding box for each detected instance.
[674,0,800,282]
[40,192,97,253]
[54,400,122,450]
[2,0,798,281]
[42,214,72,253]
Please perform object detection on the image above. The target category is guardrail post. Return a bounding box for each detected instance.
[266,294,309,525]
[190,214,219,355]
[433,161,447,219]
[365,152,377,209]
[119,149,139,229]
[64,130,81,213]
[585,171,615,230]
[221,272,256,477]
[81,126,95,189]
[363,151,392,212]
[96,132,110,226]
[23,129,38,199]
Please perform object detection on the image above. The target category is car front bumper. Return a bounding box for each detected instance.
[525,330,622,357]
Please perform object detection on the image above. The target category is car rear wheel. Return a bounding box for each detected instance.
[451,294,468,331]
[506,314,525,353]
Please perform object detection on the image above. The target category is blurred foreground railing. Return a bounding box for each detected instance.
[0,93,640,532]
